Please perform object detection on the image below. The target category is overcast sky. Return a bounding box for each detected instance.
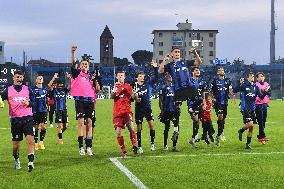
[0,0,283,64]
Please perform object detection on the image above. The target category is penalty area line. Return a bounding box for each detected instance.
[114,151,284,159]
[109,157,148,189]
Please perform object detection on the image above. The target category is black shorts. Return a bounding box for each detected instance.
[135,107,154,124]
[174,86,198,103]
[55,110,68,123]
[214,104,228,119]
[33,112,48,125]
[11,118,34,141]
[242,111,256,124]
[75,100,94,119]
[161,112,175,123]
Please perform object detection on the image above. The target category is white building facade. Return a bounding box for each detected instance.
[152,21,218,65]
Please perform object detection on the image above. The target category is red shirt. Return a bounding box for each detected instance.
[113,83,133,117]
[201,101,212,121]
[47,97,55,106]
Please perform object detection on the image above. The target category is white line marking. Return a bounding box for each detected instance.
[115,151,284,159]
[109,157,148,189]
[0,128,10,130]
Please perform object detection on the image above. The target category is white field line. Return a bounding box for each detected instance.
[109,157,148,189]
[114,151,284,159]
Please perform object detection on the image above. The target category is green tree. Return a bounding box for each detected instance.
[131,50,153,66]
[114,57,130,66]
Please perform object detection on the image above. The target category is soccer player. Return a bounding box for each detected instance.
[47,83,56,128]
[158,47,201,103]
[210,67,234,146]
[158,72,180,152]
[70,45,99,156]
[255,72,271,144]
[200,93,215,144]
[234,72,268,149]
[0,70,35,172]
[31,75,48,150]
[111,71,138,157]
[187,66,206,148]
[158,48,201,140]
[48,73,69,144]
[133,61,158,153]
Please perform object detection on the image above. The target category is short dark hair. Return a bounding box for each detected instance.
[247,72,254,78]
[256,72,265,77]
[135,71,145,78]
[171,47,180,52]
[116,70,125,75]
[205,92,211,100]
[217,66,224,71]
[56,80,64,85]
[190,66,200,73]
[13,70,24,76]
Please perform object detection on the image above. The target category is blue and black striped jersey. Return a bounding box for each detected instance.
[164,60,194,92]
[53,88,68,111]
[31,86,48,113]
[233,81,264,113]
[134,68,158,109]
[159,85,175,113]
[211,77,232,105]
[187,77,205,108]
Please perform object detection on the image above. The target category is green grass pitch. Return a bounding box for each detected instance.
[0,99,283,188]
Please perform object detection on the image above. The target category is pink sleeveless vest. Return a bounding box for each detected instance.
[70,71,95,98]
[8,85,33,118]
[255,82,270,104]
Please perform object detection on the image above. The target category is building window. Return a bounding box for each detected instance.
[0,46,2,52]
[209,51,214,56]
[172,41,183,47]
[158,42,163,47]
[209,42,214,47]
[159,33,163,37]
[197,33,200,40]
[172,32,177,37]
[209,33,214,37]
[189,33,191,38]
[159,60,163,64]
[189,42,192,47]
[159,51,163,56]
[184,51,186,56]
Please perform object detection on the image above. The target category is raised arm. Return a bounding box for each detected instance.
[48,73,59,90]
[190,48,202,66]
[158,54,171,74]
[71,45,77,66]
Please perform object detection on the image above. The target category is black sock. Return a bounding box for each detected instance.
[58,133,62,140]
[78,136,84,148]
[62,125,67,133]
[137,131,142,147]
[163,130,169,146]
[192,121,199,138]
[217,120,224,136]
[239,128,246,133]
[34,129,39,143]
[173,135,179,147]
[85,137,92,148]
[150,129,155,144]
[40,129,46,141]
[13,153,19,160]
[246,137,252,144]
[28,154,34,162]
